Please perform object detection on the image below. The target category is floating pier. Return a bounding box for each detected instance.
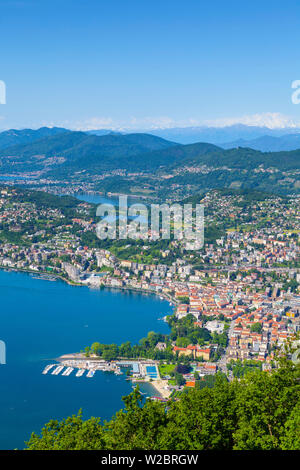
[42,364,56,375]
[75,368,85,377]
[62,367,74,376]
[51,365,64,375]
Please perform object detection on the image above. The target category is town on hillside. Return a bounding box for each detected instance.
[0,186,299,398]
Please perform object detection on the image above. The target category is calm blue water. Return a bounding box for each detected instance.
[75,193,119,205]
[0,270,172,449]
[0,176,33,181]
[74,193,148,206]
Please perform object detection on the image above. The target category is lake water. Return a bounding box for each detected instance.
[74,192,149,207]
[74,193,119,205]
[0,270,172,449]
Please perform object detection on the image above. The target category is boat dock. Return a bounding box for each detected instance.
[42,358,159,382]
[51,365,64,375]
[42,364,56,375]
[42,364,84,378]
[61,367,74,376]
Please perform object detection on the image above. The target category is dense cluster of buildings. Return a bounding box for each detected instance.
[0,187,299,381]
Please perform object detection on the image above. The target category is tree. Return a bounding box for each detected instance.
[161,374,236,449]
[232,361,299,449]
[250,322,262,333]
[176,337,190,348]
[119,341,132,357]
[105,388,167,450]
[176,364,191,374]
[25,411,106,450]
[91,342,102,356]
[280,402,300,450]
[174,372,185,386]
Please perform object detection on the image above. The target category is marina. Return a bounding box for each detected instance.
[41,356,164,398]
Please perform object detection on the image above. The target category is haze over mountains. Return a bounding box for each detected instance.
[85,125,300,152]
[220,134,300,152]
[140,124,300,145]
[3,123,300,148]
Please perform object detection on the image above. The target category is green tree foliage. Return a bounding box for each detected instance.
[250,322,263,333]
[227,359,262,378]
[168,314,212,347]
[174,372,186,387]
[175,364,191,375]
[280,402,300,450]
[25,411,106,450]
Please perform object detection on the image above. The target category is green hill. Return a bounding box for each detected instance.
[0,126,68,150]
[0,130,299,196]
[1,129,299,174]
[0,131,176,160]
[127,142,222,170]
[0,131,178,173]
[171,146,300,171]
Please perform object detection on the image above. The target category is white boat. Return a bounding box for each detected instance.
[75,368,85,377]
[87,370,95,378]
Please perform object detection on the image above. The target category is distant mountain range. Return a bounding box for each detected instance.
[2,124,300,151]
[139,124,300,145]
[86,124,300,150]
[0,129,177,174]
[0,127,299,175]
[220,133,300,152]
[0,127,68,150]
[0,126,299,196]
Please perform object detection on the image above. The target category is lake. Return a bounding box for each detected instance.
[0,269,172,449]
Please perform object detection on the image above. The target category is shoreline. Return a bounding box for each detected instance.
[146,379,171,399]
[0,265,81,286]
[97,282,177,307]
[0,266,177,307]
[56,353,172,400]
[56,352,172,399]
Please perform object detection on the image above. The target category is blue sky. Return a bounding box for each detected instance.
[0,0,300,130]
